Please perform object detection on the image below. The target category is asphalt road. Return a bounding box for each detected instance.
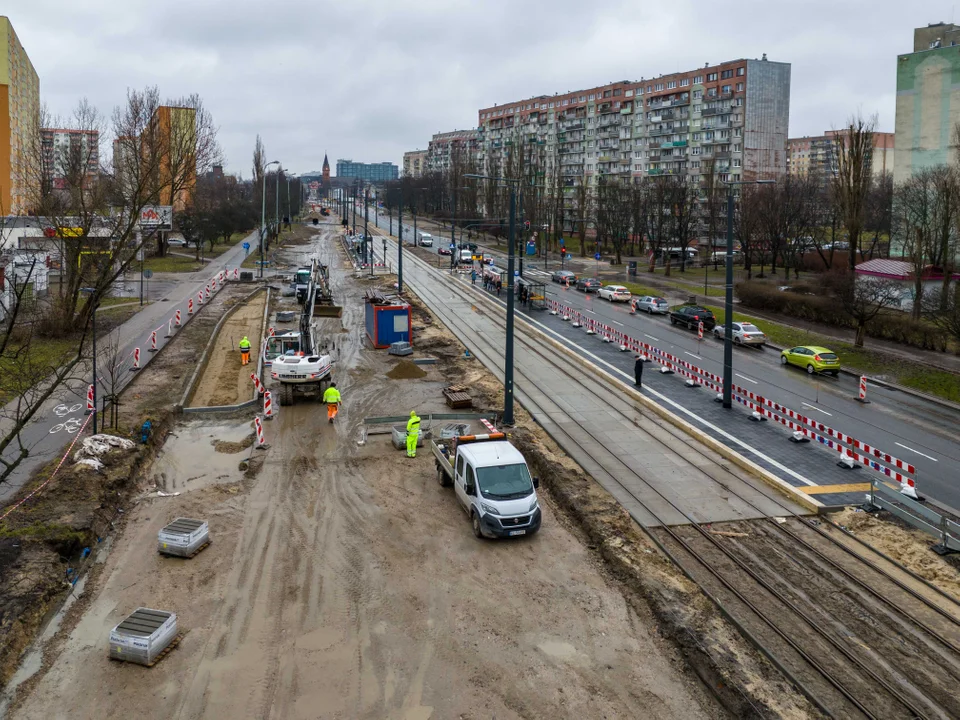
[0,231,261,503]
[357,205,960,511]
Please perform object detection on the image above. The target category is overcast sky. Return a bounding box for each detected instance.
[10,1,949,177]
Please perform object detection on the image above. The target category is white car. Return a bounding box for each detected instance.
[713,321,766,346]
[419,233,433,247]
[631,295,670,314]
[598,284,631,302]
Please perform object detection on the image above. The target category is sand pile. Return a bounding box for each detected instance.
[386,360,427,380]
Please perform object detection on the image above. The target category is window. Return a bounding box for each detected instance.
[589,94,595,100]
[733,159,741,167]
[707,72,718,81]
[736,67,745,76]
[691,160,701,169]
[693,104,701,113]
[655,83,664,91]
[637,86,644,95]
[707,88,717,97]
[692,132,701,141]
[563,99,569,105]
[456,456,464,477]
[680,78,690,87]
[732,144,741,152]
[667,80,677,89]
[603,90,611,98]
[580,96,586,102]
[692,147,702,155]
[736,97,743,107]
[736,82,744,92]
[625,89,634,97]
[647,86,652,93]
[693,90,703,100]
[719,130,729,139]
[693,75,703,84]
[721,69,733,79]
[733,128,742,137]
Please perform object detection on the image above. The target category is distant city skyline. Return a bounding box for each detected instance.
[4,3,943,176]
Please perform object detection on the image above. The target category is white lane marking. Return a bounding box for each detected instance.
[585,309,595,314]
[736,373,758,385]
[644,334,661,342]
[802,402,833,417]
[895,442,938,462]
[684,351,699,359]
[610,320,624,326]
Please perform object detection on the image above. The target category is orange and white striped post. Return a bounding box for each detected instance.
[188,298,194,315]
[254,415,265,447]
[175,309,182,327]
[856,375,870,404]
[149,330,158,352]
[131,348,141,371]
[85,384,95,415]
[263,391,274,419]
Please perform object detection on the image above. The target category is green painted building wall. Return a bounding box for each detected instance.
[894,45,960,184]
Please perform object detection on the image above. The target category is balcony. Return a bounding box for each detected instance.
[671,96,690,107]
[660,141,674,149]
[702,107,719,116]
[648,127,672,137]
[673,140,688,147]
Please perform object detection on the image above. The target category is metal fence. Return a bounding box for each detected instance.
[864,478,960,554]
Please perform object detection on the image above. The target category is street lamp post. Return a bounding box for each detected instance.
[398,185,404,294]
[722,178,774,409]
[364,188,371,274]
[260,160,280,279]
[466,173,519,426]
[275,165,281,239]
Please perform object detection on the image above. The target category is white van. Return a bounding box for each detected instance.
[458,249,474,264]
[419,233,433,247]
[433,432,542,538]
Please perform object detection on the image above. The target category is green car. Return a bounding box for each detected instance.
[780,346,841,376]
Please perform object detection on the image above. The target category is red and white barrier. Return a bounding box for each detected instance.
[857,376,869,403]
[131,347,141,371]
[85,384,94,415]
[263,390,274,419]
[188,298,194,315]
[268,327,275,337]
[254,415,265,447]
[212,277,217,291]
[480,418,497,433]
[698,321,704,340]
[175,309,182,327]
[148,330,158,352]
[250,372,264,396]
[233,268,239,280]
[165,318,174,338]
[204,286,210,301]
[197,291,204,306]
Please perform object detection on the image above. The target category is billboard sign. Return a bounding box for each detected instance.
[139,206,173,230]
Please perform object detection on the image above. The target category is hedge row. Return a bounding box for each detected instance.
[735,282,949,351]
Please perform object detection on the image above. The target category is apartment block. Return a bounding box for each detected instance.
[149,105,197,211]
[425,129,479,174]
[403,149,427,178]
[788,130,894,183]
[477,55,790,197]
[41,128,99,189]
[0,17,40,214]
[894,23,960,184]
[336,159,398,183]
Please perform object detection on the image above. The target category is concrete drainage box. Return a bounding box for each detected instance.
[109,608,178,665]
[158,518,209,557]
[392,425,425,449]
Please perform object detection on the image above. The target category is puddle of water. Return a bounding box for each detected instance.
[154,419,253,492]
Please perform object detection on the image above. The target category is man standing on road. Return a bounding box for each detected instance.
[634,354,644,387]
[496,278,502,297]
[471,268,477,285]
[406,410,420,458]
[323,382,341,423]
[239,336,251,366]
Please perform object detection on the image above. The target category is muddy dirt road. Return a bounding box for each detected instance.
[189,291,265,408]
[9,228,717,719]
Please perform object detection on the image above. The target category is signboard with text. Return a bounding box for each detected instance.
[138,206,173,230]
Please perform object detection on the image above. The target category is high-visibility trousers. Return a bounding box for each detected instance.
[406,432,418,457]
[327,403,338,421]
[240,350,250,365]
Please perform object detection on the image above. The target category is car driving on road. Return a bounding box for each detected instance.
[713,321,766,346]
[598,284,631,302]
[551,270,577,285]
[632,295,669,314]
[438,246,452,256]
[576,277,602,293]
[669,305,716,331]
[780,346,841,375]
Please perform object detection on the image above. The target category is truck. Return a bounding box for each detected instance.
[432,431,542,539]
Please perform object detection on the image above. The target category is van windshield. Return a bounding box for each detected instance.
[476,463,534,500]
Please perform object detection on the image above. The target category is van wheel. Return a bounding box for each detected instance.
[471,512,484,539]
[437,463,451,487]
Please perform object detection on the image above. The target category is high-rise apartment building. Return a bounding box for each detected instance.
[41,128,99,189]
[788,130,894,183]
[425,130,479,174]
[894,23,960,184]
[336,159,398,183]
[0,17,40,214]
[477,56,790,196]
[149,105,197,211]
[403,149,427,177]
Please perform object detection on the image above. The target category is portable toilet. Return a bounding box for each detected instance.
[365,298,412,349]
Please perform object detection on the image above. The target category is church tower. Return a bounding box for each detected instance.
[322,153,330,187]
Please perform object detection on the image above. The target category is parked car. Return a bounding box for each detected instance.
[632,295,669,314]
[551,270,577,285]
[598,284,632,302]
[576,277,603,293]
[713,321,766,346]
[459,242,479,252]
[438,247,452,256]
[167,237,187,248]
[669,305,716,331]
[780,346,841,375]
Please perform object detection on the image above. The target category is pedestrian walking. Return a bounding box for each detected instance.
[496,278,502,297]
[634,355,644,387]
[239,336,251,366]
[322,382,342,423]
[471,269,477,285]
[406,410,421,458]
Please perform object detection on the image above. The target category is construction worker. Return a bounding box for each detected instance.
[323,382,341,423]
[239,336,251,366]
[406,410,420,458]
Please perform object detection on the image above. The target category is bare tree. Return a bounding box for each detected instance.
[922,281,960,354]
[667,175,700,272]
[831,274,903,347]
[894,168,936,318]
[832,114,876,271]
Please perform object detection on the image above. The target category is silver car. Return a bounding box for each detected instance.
[632,295,669,314]
[713,321,766,346]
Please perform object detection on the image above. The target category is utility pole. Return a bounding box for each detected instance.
[352,183,357,235]
[398,185,404,293]
[450,189,456,270]
[504,188,516,426]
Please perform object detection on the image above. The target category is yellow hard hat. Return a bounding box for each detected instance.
[410,410,417,417]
